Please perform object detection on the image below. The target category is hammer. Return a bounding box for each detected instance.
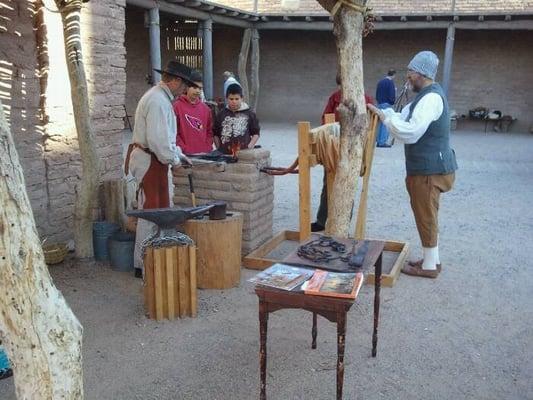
[187,172,197,207]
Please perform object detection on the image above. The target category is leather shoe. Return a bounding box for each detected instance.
[310,222,325,232]
[401,263,439,279]
[408,259,442,272]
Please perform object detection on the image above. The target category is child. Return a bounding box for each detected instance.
[213,84,260,154]
[174,70,213,154]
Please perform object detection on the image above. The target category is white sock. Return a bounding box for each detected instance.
[435,236,440,264]
[422,246,438,270]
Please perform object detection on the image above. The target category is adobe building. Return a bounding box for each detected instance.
[1,0,532,243]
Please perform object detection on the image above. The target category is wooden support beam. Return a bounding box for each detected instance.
[250,28,260,111]
[238,28,252,102]
[442,23,456,97]
[298,122,311,242]
[202,19,213,100]
[147,7,161,84]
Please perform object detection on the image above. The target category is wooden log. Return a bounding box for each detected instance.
[238,28,252,101]
[250,28,260,111]
[102,179,126,229]
[298,122,312,242]
[184,213,243,289]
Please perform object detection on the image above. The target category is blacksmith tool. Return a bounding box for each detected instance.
[188,173,197,207]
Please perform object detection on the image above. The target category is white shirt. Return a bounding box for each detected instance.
[132,82,183,165]
[382,92,443,144]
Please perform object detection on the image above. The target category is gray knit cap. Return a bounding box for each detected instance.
[407,51,439,80]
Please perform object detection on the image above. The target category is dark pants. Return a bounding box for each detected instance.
[315,171,353,227]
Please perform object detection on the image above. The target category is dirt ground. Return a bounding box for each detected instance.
[1,125,532,400]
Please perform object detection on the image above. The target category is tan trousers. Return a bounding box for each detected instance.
[405,173,455,247]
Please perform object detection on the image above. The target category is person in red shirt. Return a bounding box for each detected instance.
[321,74,373,123]
[174,70,213,154]
[312,74,374,232]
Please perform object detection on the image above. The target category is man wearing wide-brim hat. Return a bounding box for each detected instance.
[368,51,458,279]
[125,60,193,277]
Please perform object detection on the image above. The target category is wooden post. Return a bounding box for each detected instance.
[189,245,197,317]
[202,19,213,100]
[442,23,456,97]
[238,28,252,102]
[102,180,126,229]
[298,121,311,242]
[250,28,260,111]
[354,113,379,239]
[147,7,161,84]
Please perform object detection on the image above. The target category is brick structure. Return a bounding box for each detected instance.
[172,149,274,254]
[0,0,126,243]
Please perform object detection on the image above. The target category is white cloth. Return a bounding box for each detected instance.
[131,82,183,168]
[382,92,443,144]
[223,76,241,99]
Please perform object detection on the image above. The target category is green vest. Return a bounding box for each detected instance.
[404,83,458,176]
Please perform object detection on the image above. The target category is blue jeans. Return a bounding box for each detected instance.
[376,103,392,146]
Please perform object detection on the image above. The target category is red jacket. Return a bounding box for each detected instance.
[322,90,374,123]
[173,95,213,154]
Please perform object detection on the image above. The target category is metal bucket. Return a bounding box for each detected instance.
[108,232,135,272]
[93,222,120,261]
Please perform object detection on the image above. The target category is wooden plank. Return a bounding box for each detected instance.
[143,247,155,319]
[366,241,410,287]
[165,247,176,319]
[245,230,287,259]
[189,245,198,317]
[355,113,379,239]
[324,113,336,124]
[298,122,311,242]
[177,245,189,318]
[243,230,300,270]
[154,248,165,321]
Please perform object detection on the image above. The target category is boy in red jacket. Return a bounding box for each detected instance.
[174,70,213,154]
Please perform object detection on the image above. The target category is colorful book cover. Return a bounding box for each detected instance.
[248,263,314,291]
[303,270,364,300]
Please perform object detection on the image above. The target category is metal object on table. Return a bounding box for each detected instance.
[208,201,227,220]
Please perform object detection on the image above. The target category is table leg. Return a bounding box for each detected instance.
[259,301,268,400]
[336,311,346,400]
[372,253,382,357]
[311,312,317,349]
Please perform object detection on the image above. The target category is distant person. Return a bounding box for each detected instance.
[311,74,373,232]
[174,70,213,154]
[214,83,260,154]
[223,71,241,101]
[375,69,397,147]
[368,51,458,279]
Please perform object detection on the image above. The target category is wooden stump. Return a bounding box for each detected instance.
[184,213,243,289]
[143,244,197,320]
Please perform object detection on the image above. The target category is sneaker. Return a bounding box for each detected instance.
[310,222,325,232]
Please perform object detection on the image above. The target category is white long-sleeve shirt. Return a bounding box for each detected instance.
[132,82,183,165]
[382,92,443,144]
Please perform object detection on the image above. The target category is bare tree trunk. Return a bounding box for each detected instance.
[238,27,252,102]
[0,100,84,398]
[55,0,100,258]
[317,0,368,237]
[250,28,260,111]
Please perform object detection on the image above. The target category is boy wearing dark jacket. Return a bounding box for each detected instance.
[214,84,260,154]
[174,70,213,154]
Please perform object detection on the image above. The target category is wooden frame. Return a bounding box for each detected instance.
[243,114,410,287]
[243,231,408,288]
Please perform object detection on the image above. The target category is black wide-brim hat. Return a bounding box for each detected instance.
[154,61,193,83]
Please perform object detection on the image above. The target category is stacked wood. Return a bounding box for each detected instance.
[143,245,197,320]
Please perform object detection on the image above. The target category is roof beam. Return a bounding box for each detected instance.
[255,19,533,31]
[127,0,252,28]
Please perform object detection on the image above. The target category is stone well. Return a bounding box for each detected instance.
[173,149,274,255]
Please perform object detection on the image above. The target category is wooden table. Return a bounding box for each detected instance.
[255,239,385,400]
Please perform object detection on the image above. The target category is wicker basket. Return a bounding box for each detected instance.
[43,243,68,265]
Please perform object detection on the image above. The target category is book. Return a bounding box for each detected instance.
[302,270,364,300]
[248,263,314,291]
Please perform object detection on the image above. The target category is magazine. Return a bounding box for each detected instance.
[248,263,314,291]
[302,270,364,300]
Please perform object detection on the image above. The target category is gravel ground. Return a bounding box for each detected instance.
[1,125,532,400]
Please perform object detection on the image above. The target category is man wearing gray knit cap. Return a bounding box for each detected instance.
[368,50,458,279]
